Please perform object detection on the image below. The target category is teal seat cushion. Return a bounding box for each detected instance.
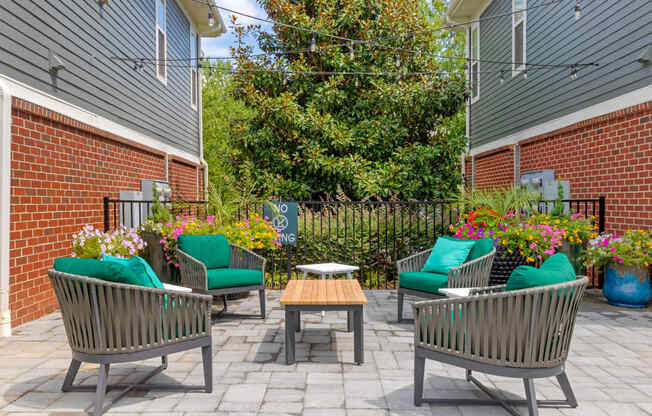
[506,253,576,291]
[399,271,449,295]
[102,255,164,289]
[178,234,231,269]
[422,237,475,274]
[467,238,495,261]
[207,268,263,290]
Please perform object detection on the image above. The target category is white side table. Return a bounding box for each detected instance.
[296,263,360,280]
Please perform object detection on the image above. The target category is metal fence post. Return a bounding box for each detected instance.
[598,196,606,234]
[103,196,110,232]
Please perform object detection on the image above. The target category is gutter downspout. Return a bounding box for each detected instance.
[0,79,12,337]
[195,35,209,198]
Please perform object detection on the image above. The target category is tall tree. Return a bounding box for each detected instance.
[223,0,468,200]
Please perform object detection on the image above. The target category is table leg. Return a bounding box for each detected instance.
[354,307,364,365]
[301,271,307,280]
[347,310,353,332]
[296,310,301,332]
[346,272,353,280]
[321,273,326,317]
[285,310,296,364]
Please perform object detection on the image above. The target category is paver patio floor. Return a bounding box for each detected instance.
[1,290,652,415]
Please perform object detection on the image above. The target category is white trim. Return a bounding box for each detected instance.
[512,0,527,76]
[469,22,480,104]
[0,74,201,164]
[0,78,11,337]
[190,28,198,111]
[469,86,652,156]
[155,0,168,85]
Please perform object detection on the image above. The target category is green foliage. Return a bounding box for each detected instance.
[216,0,467,201]
[550,181,565,217]
[460,186,540,216]
[585,230,652,268]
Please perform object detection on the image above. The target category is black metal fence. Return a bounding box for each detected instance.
[104,196,606,289]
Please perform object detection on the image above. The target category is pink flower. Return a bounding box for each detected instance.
[530,243,537,249]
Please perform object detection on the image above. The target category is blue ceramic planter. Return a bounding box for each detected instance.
[603,264,652,308]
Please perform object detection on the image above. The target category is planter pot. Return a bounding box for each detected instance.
[603,264,652,308]
[559,241,586,275]
[489,245,528,285]
[141,232,179,284]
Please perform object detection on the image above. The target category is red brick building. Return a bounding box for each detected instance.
[0,0,226,333]
[446,0,652,234]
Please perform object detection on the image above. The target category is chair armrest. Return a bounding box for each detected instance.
[230,244,266,272]
[447,248,496,289]
[176,248,208,291]
[396,249,433,275]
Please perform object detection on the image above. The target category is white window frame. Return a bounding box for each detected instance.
[512,0,527,76]
[190,29,198,110]
[469,22,480,104]
[155,0,167,84]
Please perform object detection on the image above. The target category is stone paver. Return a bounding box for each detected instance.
[0,289,650,415]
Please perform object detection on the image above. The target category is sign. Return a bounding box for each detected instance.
[264,202,298,245]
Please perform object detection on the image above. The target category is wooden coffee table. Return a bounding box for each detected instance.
[280,280,368,365]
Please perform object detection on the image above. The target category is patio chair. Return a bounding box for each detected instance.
[48,270,213,416]
[176,234,266,318]
[396,236,496,321]
[412,276,588,416]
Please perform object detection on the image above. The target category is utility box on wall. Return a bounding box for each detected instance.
[520,170,571,213]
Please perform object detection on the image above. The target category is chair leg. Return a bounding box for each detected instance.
[523,378,539,416]
[222,295,228,313]
[556,371,578,408]
[397,290,404,322]
[414,355,425,406]
[466,369,472,382]
[62,359,81,392]
[202,345,213,393]
[259,289,266,319]
[93,364,110,416]
[161,355,168,370]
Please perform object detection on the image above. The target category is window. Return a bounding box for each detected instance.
[469,22,480,103]
[156,0,167,83]
[512,0,527,75]
[190,30,198,110]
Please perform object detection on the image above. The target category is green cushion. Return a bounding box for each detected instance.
[399,271,449,295]
[505,253,576,291]
[422,237,475,274]
[207,268,263,290]
[102,255,164,289]
[468,238,495,261]
[178,234,230,269]
[54,257,140,285]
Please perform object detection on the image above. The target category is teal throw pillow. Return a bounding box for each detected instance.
[505,253,576,291]
[177,234,231,269]
[103,255,164,289]
[421,237,476,274]
[468,237,495,261]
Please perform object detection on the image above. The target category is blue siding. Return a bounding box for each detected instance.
[470,0,652,148]
[0,0,199,155]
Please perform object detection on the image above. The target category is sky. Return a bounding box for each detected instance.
[201,0,271,59]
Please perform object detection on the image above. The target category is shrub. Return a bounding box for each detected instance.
[493,223,565,264]
[72,225,146,259]
[585,230,652,268]
[527,213,597,245]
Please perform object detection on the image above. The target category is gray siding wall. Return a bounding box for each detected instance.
[470,0,652,149]
[0,0,199,156]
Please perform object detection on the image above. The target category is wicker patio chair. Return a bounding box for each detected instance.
[48,270,213,416]
[412,276,588,416]
[396,247,496,321]
[176,244,266,318]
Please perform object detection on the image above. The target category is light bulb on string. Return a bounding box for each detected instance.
[208,9,215,27]
[499,70,505,85]
[349,45,355,60]
[574,0,581,20]
[395,54,401,67]
[355,77,359,88]
[570,66,578,80]
[523,65,528,80]
[310,34,316,52]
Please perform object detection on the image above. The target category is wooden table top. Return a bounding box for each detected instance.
[280,280,368,306]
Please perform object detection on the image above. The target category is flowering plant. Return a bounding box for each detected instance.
[585,230,652,268]
[493,223,565,264]
[527,213,598,245]
[72,225,146,259]
[159,214,281,268]
[449,208,511,239]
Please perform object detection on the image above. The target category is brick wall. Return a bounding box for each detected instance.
[8,98,201,327]
[169,157,199,200]
[467,101,651,234]
[473,146,514,190]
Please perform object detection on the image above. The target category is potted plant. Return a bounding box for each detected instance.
[72,225,146,259]
[585,230,652,308]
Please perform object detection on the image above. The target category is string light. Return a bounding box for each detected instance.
[349,45,355,60]
[208,9,215,27]
[499,70,505,85]
[523,66,528,79]
[395,54,401,67]
[570,65,578,80]
[310,34,317,52]
[355,77,359,88]
[574,0,581,20]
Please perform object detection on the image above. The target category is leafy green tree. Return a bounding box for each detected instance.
[217,0,468,200]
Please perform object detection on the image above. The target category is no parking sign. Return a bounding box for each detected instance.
[264,202,298,245]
